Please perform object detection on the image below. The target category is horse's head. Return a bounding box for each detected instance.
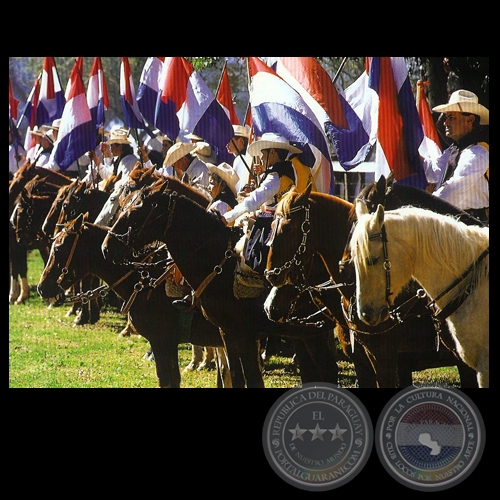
[265,184,315,288]
[37,212,89,303]
[102,181,170,263]
[349,199,396,326]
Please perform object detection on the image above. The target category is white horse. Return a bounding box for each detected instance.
[350,201,489,388]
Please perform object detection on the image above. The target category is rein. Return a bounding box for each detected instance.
[264,203,310,280]
[366,223,489,349]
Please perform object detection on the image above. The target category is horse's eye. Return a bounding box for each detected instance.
[366,257,379,266]
[280,219,293,233]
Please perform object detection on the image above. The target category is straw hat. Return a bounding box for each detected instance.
[247,132,302,157]
[207,162,240,197]
[163,141,196,167]
[432,90,489,125]
[30,126,44,137]
[232,124,251,138]
[107,127,131,145]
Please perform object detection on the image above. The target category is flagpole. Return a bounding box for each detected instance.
[333,57,349,84]
[216,59,227,96]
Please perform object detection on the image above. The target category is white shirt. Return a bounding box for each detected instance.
[422,144,489,210]
[223,172,280,224]
[83,153,139,183]
[232,153,253,194]
[161,157,210,189]
[9,143,26,175]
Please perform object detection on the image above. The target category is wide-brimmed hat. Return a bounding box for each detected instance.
[49,118,61,130]
[42,128,55,144]
[163,141,196,167]
[247,132,302,157]
[207,162,240,197]
[192,141,217,163]
[184,132,204,141]
[432,90,489,125]
[232,124,251,138]
[30,126,44,137]
[107,127,131,145]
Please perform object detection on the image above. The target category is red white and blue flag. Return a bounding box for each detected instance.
[368,57,427,189]
[65,57,84,100]
[270,57,345,194]
[136,57,164,128]
[324,62,377,170]
[49,59,96,172]
[416,80,442,164]
[35,57,66,127]
[248,57,333,194]
[19,74,42,151]
[9,76,20,121]
[120,57,147,130]
[87,57,109,130]
[155,57,234,150]
[217,62,240,125]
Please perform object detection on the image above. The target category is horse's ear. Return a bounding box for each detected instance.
[376,175,387,194]
[355,198,369,218]
[374,204,385,227]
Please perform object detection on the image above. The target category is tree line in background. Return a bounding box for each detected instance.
[9,57,488,135]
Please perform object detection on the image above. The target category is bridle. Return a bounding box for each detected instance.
[356,219,490,348]
[264,203,311,281]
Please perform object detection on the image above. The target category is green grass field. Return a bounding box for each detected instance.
[9,250,461,388]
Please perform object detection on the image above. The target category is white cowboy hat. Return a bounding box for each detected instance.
[207,162,240,197]
[232,124,251,138]
[247,132,302,157]
[192,141,217,163]
[42,128,55,144]
[49,118,61,130]
[107,127,131,145]
[163,141,196,167]
[432,90,489,125]
[184,132,204,141]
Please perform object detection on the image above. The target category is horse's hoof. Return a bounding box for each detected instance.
[183,362,197,372]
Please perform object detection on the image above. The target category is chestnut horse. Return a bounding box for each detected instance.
[101,181,339,388]
[37,213,224,388]
[265,183,479,388]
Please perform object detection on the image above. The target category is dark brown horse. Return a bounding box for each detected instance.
[265,183,478,388]
[36,213,223,388]
[101,180,339,388]
[9,162,72,305]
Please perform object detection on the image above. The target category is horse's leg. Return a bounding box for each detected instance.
[237,337,265,388]
[339,328,377,388]
[215,345,232,388]
[119,313,137,337]
[184,345,203,372]
[301,330,339,384]
[148,335,181,388]
[87,276,101,324]
[10,236,29,305]
[362,334,399,388]
[198,347,216,371]
[219,331,246,388]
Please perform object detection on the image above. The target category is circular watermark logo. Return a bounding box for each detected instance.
[375,386,485,491]
[262,383,373,491]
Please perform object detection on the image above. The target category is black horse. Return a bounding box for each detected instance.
[101,182,339,388]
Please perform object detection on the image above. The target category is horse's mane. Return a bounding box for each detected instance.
[159,175,211,208]
[352,206,489,280]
